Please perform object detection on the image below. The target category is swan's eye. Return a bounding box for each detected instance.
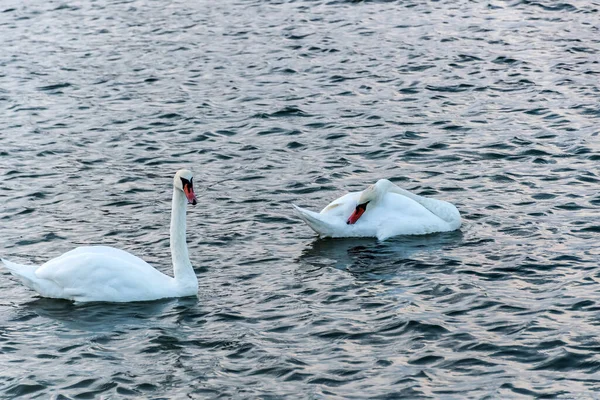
[180,177,194,194]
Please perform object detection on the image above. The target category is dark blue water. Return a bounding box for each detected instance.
[1,0,599,398]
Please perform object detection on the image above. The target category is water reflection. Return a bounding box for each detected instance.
[297,231,464,278]
[17,297,199,332]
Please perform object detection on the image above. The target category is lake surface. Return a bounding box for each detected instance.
[1,0,599,398]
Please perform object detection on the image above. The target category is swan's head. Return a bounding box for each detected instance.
[347,179,392,225]
[174,169,197,205]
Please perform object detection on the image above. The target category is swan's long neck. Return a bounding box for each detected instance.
[170,189,197,289]
[387,185,426,205]
[388,184,461,226]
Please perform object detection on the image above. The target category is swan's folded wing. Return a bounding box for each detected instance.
[35,249,170,301]
[319,192,360,216]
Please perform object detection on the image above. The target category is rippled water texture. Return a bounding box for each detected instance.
[1,0,599,398]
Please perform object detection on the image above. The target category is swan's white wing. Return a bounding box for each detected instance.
[319,192,360,217]
[35,246,174,302]
[364,192,460,240]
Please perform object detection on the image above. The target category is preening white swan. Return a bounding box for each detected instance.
[293,179,461,241]
[1,169,199,303]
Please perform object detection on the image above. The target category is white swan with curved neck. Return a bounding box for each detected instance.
[1,169,199,303]
[293,179,461,241]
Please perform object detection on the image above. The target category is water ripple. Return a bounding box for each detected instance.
[0,0,599,398]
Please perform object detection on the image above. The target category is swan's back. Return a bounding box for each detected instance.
[36,246,175,302]
[42,246,149,268]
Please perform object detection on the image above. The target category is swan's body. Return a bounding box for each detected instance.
[1,169,199,303]
[293,179,461,241]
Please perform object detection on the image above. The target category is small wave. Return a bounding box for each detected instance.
[37,83,72,91]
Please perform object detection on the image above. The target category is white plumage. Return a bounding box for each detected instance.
[1,169,199,303]
[293,179,461,241]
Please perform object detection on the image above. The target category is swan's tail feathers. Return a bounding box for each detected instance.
[1,259,40,290]
[292,205,335,238]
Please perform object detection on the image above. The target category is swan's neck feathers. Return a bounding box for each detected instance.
[387,184,424,203]
[387,184,461,226]
[170,189,198,292]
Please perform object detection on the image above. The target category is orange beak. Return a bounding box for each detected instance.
[347,202,368,225]
[183,184,197,205]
